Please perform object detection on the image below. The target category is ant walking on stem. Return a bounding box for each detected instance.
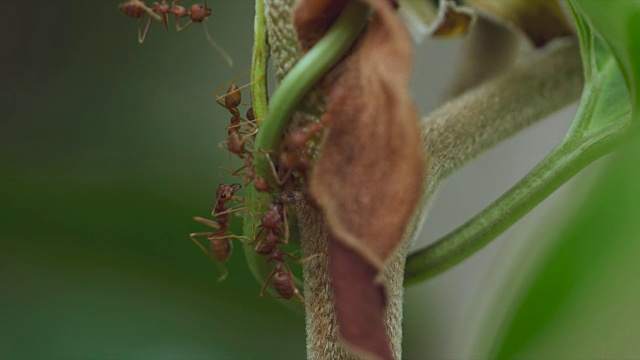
[259,238,327,331]
[190,183,249,281]
[213,77,273,192]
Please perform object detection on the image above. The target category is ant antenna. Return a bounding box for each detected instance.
[202,20,234,67]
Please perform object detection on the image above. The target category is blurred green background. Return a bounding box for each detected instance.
[3,1,308,358]
[4,1,640,359]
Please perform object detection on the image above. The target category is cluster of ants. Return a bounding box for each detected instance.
[190,79,327,307]
[118,0,232,65]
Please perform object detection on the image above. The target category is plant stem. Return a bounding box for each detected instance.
[250,0,269,124]
[243,0,370,300]
[252,0,370,176]
[405,122,626,284]
[405,41,635,285]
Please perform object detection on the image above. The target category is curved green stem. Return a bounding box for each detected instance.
[243,0,370,299]
[404,79,633,285]
[404,5,638,284]
[252,0,370,180]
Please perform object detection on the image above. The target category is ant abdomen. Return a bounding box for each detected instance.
[273,268,294,300]
[119,2,147,18]
[211,237,232,262]
[254,230,280,255]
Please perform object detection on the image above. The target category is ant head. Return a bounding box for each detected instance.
[190,2,212,23]
[216,183,242,202]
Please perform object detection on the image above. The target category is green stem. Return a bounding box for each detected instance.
[250,0,269,124]
[243,0,370,298]
[252,0,370,181]
[404,114,630,286]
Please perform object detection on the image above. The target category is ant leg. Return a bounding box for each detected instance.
[259,268,277,298]
[229,196,246,204]
[212,206,250,218]
[254,226,267,247]
[215,262,229,282]
[282,206,290,244]
[242,127,259,138]
[190,230,229,281]
[161,13,169,31]
[214,75,262,107]
[262,152,291,187]
[213,71,251,99]
[139,3,163,21]
[175,19,193,32]
[137,17,153,44]
[192,216,221,229]
[287,252,322,264]
[231,81,256,95]
[231,165,247,178]
[202,21,234,67]
[189,232,215,257]
[213,234,253,244]
[217,165,247,179]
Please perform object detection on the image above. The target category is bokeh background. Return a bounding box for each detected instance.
[4,1,640,359]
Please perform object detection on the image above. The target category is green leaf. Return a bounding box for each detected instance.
[489,144,640,359]
[573,0,640,121]
[463,2,640,357]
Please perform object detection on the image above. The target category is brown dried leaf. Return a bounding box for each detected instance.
[310,0,424,274]
[464,0,573,47]
[300,0,426,358]
[328,236,392,360]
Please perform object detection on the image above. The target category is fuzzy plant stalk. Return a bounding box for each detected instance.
[261,1,583,358]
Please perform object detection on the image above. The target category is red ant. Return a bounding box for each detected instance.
[216,85,258,155]
[278,119,328,178]
[152,0,211,32]
[214,82,273,192]
[259,245,327,331]
[240,157,273,192]
[190,183,249,281]
[119,0,233,65]
[260,247,301,300]
[253,202,289,253]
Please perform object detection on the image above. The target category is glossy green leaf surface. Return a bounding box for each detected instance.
[573,0,640,120]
